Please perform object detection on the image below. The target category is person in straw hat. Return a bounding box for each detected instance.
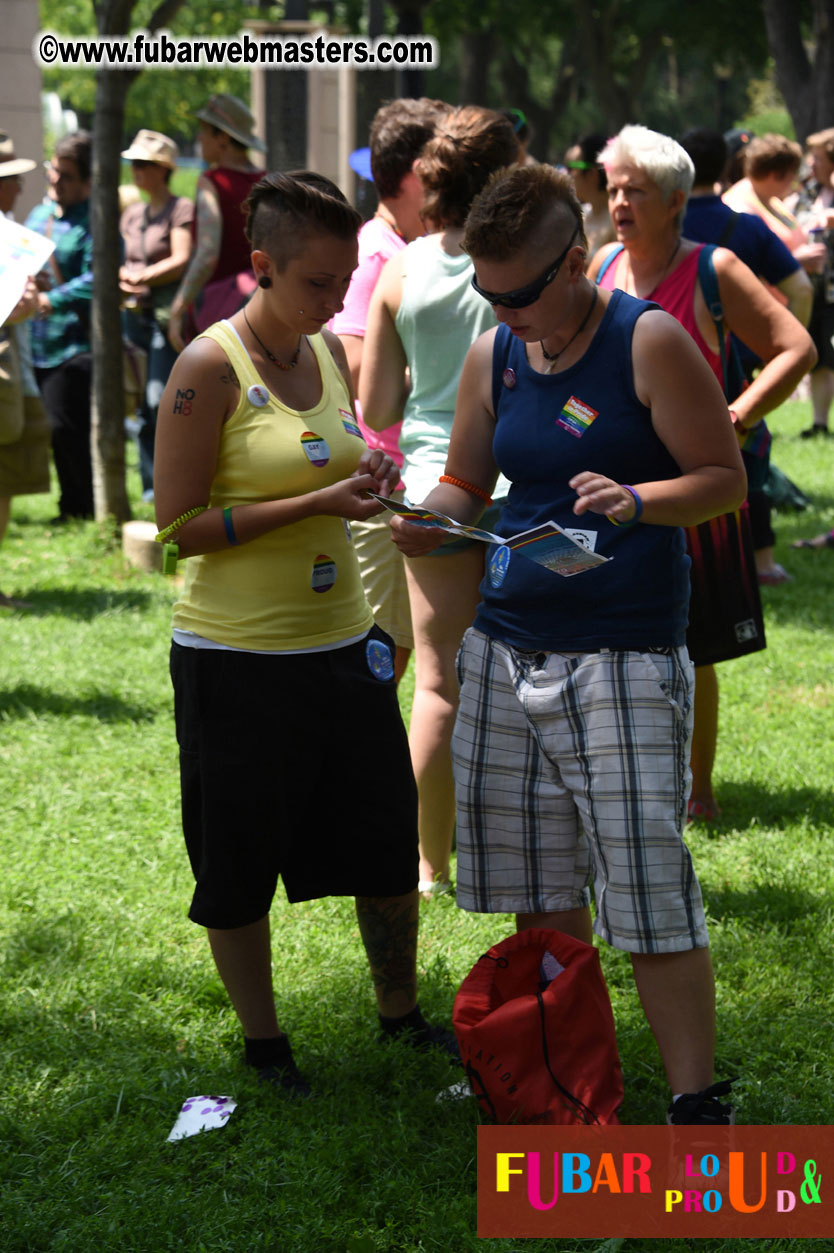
[119,129,194,498]
[0,130,50,607]
[168,95,264,352]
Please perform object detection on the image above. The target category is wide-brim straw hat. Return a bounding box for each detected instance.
[0,131,36,178]
[121,128,179,169]
[195,94,265,152]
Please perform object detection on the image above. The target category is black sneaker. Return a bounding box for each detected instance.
[413,1022,461,1063]
[666,1078,736,1125]
[800,425,830,439]
[379,1013,461,1062]
[245,1036,312,1098]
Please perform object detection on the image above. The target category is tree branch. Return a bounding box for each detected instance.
[145,0,189,32]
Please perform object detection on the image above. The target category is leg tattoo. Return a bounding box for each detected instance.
[355,892,419,1014]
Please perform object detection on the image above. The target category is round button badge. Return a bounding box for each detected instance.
[247,384,269,407]
[488,544,511,588]
[311,554,337,593]
[366,637,395,681]
[301,431,330,467]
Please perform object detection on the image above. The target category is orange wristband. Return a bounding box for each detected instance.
[439,474,493,506]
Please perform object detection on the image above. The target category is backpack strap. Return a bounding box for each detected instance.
[594,243,624,286]
[697,243,748,403]
[717,209,741,248]
[697,244,731,399]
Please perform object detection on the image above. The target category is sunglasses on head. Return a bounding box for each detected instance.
[470,224,580,309]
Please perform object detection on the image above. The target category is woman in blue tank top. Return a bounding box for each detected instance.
[392,164,746,1126]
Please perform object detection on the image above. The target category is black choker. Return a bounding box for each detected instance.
[540,287,598,370]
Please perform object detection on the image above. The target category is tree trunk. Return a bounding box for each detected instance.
[392,0,428,98]
[497,34,576,163]
[91,67,132,524]
[762,0,834,141]
[459,30,494,105]
[809,0,834,135]
[89,0,187,523]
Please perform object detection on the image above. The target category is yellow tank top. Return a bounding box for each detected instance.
[173,320,373,650]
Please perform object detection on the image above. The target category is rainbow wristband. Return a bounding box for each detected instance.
[607,484,643,528]
[223,506,238,546]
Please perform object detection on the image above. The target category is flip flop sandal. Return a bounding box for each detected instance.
[791,531,834,550]
[687,800,720,824]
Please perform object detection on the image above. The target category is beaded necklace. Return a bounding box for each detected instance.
[243,309,302,371]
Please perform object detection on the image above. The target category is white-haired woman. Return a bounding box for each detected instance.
[589,124,815,822]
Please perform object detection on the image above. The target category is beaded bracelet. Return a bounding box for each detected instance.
[439,474,493,506]
[155,504,208,543]
[607,484,643,528]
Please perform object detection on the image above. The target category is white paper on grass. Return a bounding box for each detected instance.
[435,1079,473,1103]
[0,215,56,327]
[167,1095,237,1141]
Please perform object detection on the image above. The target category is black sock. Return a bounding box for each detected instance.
[379,1004,428,1037]
[244,1034,292,1070]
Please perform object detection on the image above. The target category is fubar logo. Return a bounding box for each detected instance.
[477,1126,832,1238]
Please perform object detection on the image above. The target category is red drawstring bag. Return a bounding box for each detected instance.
[453,928,623,1125]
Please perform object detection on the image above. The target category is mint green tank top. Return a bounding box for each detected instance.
[394,236,508,502]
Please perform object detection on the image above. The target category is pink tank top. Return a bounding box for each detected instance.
[599,244,724,387]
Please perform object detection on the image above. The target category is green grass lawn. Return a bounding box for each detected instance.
[1,400,833,1252]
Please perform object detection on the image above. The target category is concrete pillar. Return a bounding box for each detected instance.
[1,1,45,221]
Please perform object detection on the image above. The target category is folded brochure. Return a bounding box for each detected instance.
[369,493,609,577]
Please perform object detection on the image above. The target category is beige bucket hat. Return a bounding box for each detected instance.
[0,131,37,178]
[195,94,265,152]
[121,129,179,169]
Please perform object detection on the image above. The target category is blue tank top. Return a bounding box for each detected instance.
[474,288,691,651]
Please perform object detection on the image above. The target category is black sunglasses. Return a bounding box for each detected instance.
[471,225,580,309]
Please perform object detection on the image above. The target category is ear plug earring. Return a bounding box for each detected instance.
[258,275,272,289]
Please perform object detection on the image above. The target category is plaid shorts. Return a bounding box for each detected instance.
[451,628,708,954]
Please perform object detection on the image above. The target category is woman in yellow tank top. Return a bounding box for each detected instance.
[154,172,457,1095]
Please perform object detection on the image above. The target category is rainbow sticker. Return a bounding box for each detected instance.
[556,394,599,439]
[339,408,363,438]
[311,554,337,593]
[301,431,330,466]
[366,637,395,681]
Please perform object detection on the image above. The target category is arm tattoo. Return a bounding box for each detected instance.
[172,387,196,416]
[174,181,222,307]
[220,362,240,388]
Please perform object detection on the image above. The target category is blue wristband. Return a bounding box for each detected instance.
[223,506,238,546]
[607,484,642,528]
